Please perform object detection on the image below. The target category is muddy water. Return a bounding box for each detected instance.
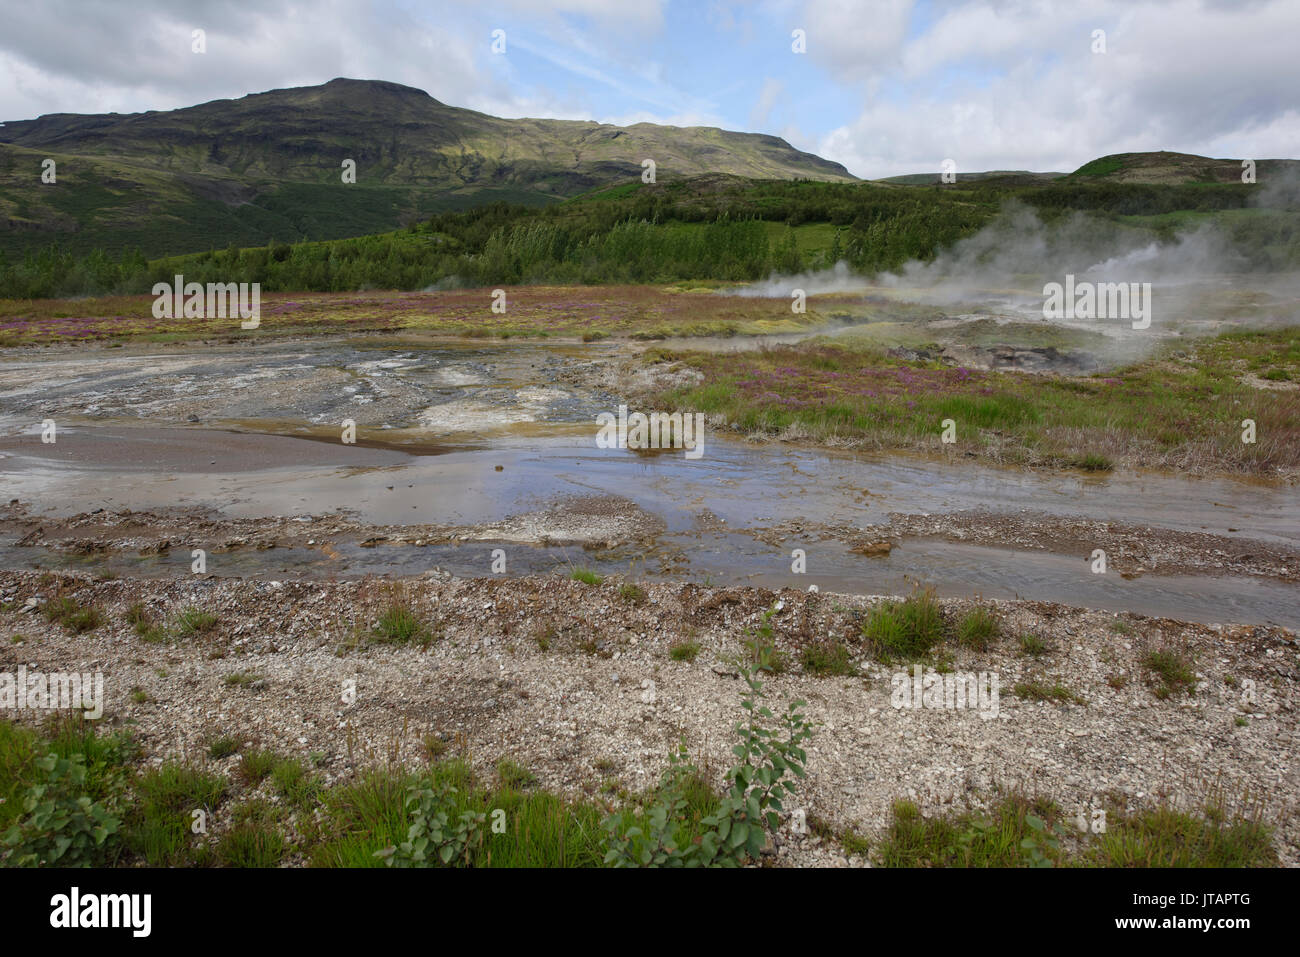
[1,337,1298,626]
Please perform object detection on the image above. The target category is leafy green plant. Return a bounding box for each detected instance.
[742,605,788,674]
[374,783,486,867]
[1019,815,1061,868]
[1,753,121,866]
[602,667,814,867]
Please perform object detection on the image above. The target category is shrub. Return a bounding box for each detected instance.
[1,753,122,866]
[602,667,814,867]
[374,784,486,867]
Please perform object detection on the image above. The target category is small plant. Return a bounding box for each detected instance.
[533,625,555,652]
[216,821,285,868]
[127,603,168,642]
[669,639,701,662]
[43,597,104,634]
[271,758,317,806]
[496,758,537,790]
[602,667,814,867]
[372,600,431,645]
[208,736,242,759]
[1,753,122,867]
[174,606,219,637]
[1019,633,1049,656]
[223,671,258,688]
[130,687,149,704]
[1019,815,1061,868]
[862,587,945,659]
[842,827,870,857]
[571,568,602,586]
[375,783,486,867]
[742,605,787,674]
[955,605,999,650]
[619,582,647,604]
[422,734,448,762]
[800,639,857,677]
[1142,648,1197,699]
[239,749,278,784]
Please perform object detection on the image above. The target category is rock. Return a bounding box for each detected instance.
[850,541,892,557]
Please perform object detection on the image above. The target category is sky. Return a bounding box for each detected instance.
[0,0,1296,179]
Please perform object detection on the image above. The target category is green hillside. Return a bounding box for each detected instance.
[0,78,854,259]
[4,166,1298,300]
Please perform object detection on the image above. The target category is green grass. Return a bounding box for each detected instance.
[371,600,433,645]
[669,639,701,662]
[128,764,228,865]
[877,796,1063,867]
[571,568,603,585]
[1085,805,1276,867]
[271,757,318,807]
[1142,648,1198,699]
[307,760,608,868]
[862,588,946,659]
[238,748,278,785]
[495,759,537,790]
[217,821,286,868]
[954,605,1000,650]
[207,736,243,759]
[618,582,647,604]
[1019,634,1050,656]
[174,606,219,637]
[800,640,858,677]
[42,596,105,633]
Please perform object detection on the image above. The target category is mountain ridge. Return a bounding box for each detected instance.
[0,78,854,257]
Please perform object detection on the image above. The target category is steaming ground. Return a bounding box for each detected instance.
[726,201,1300,368]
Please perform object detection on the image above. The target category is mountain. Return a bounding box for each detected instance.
[875,170,1065,185]
[0,78,855,258]
[1068,150,1300,184]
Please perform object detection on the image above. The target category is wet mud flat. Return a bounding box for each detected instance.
[1,332,1298,630]
[3,414,1300,626]
[2,569,1297,866]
